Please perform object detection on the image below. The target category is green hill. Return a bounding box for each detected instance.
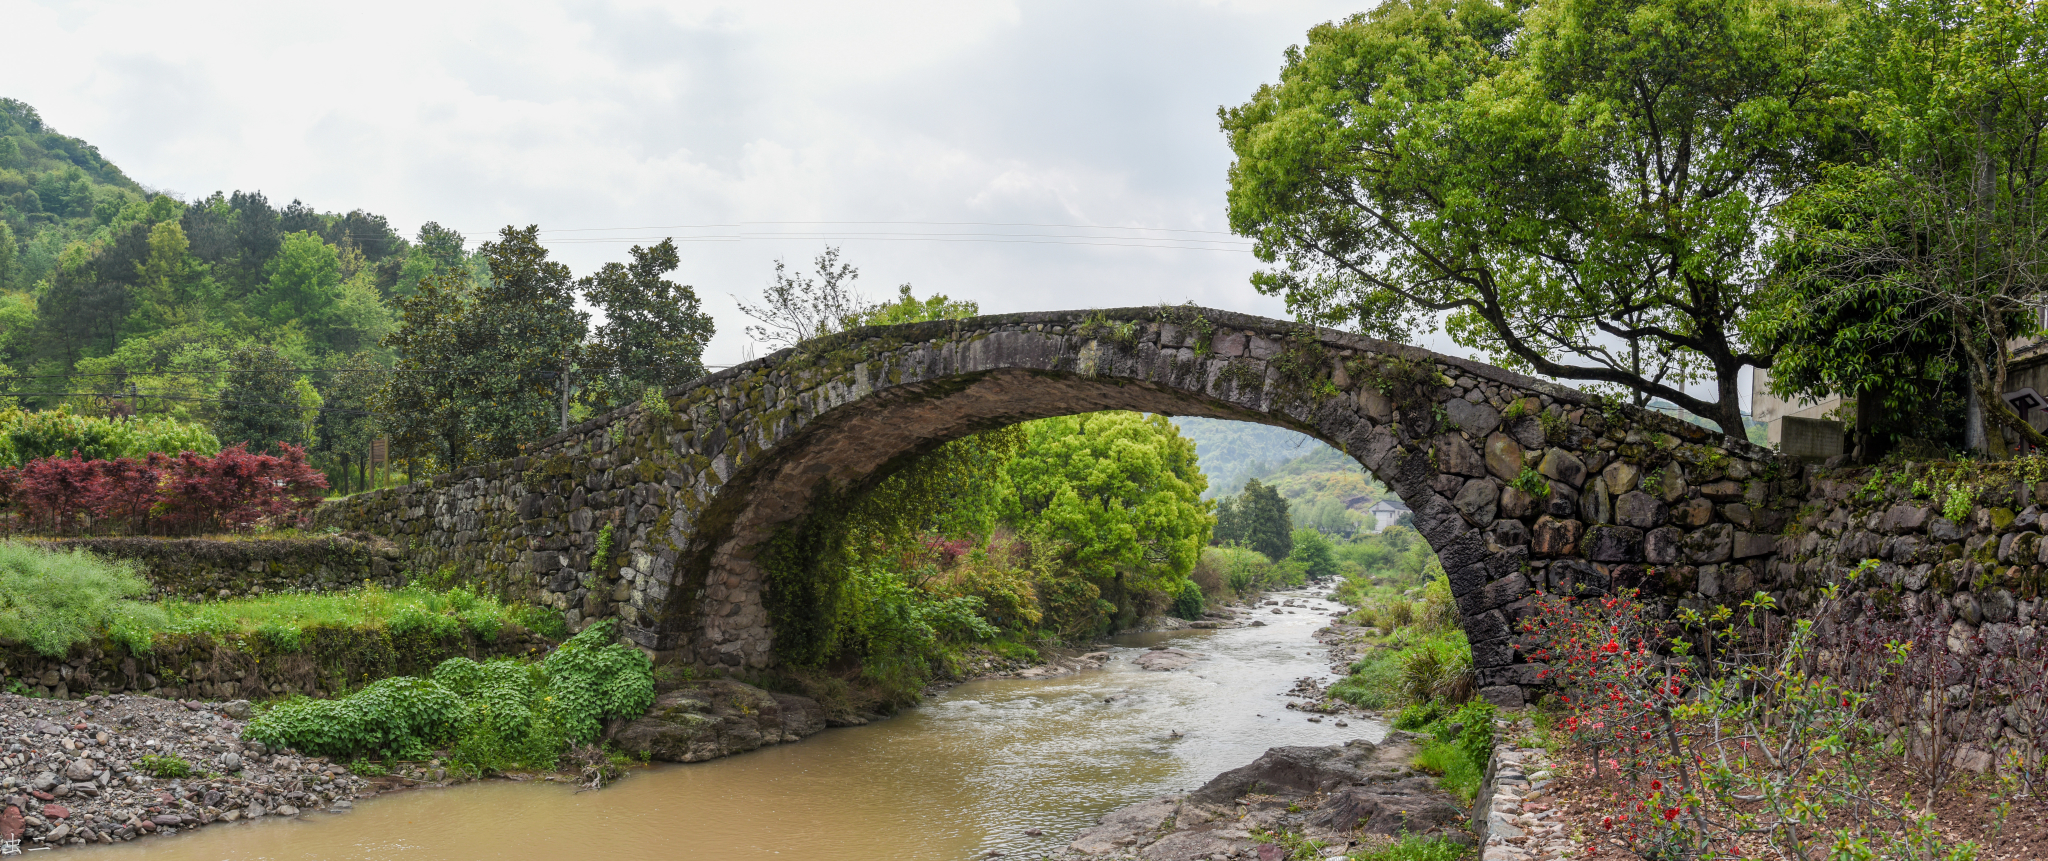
[1173,417,1386,536]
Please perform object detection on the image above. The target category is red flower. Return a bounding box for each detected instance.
[1663,808,1680,821]
[1602,640,1621,653]
[1650,779,1662,792]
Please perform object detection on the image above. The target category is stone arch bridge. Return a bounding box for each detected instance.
[318,308,1803,705]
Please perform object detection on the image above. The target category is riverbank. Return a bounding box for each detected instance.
[0,691,365,849]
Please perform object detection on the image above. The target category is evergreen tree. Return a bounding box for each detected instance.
[1238,478,1293,562]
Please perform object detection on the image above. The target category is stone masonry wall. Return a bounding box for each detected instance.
[315,307,1792,702]
[1774,464,2047,772]
[29,535,404,600]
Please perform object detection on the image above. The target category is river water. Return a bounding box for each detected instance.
[69,590,1381,861]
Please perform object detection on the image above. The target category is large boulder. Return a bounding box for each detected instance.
[608,679,825,763]
[1189,737,1417,805]
[1308,776,1467,835]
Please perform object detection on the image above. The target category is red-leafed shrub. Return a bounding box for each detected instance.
[0,444,326,535]
[157,443,328,534]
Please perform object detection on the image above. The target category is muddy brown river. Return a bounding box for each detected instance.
[68,590,1382,860]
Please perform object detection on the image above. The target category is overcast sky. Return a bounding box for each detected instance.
[3,0,1426,369]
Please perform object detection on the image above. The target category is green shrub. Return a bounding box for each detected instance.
[1411,700,1496,803]
[0,540,168,656]
[135,753,193,779]
[539,620,657,744]
[147,584,524,647]
[1392,701,1444,730]
[1168,578,1204,619]
[244,676,463,760]
[1348,834,1470,861]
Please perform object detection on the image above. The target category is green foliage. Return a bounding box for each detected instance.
[1220,0,1839,436]
[1006,412,1211,587]
[537,620,657,744]
[1346,834,1471,861]
[136,583,525,650]
[590,523,615,569]
[0,540,166,657]
[1413,700,1493,803]
[1168,578,1205,619]
[243,620,652,769]
[1510,465,1551,498]
[376,226,587,468]
[1758,0,2048,456]
[1213,478,1291,561]
[134,753,193,779]
[575,238,715,412]
[244,676,461,760]
[1285,528,1339,580]
[0,407,220,467]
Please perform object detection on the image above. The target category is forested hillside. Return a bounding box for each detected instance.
[0,98,714,493]
[1175,416,1383,536]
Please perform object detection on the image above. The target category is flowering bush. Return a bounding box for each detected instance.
[0,443,327,535]
[1519,571,2019,860]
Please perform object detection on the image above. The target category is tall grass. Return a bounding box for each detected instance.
[0,540,166,656]
[123,584,538,652]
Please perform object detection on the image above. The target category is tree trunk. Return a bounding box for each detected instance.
[1967,375,1989,455]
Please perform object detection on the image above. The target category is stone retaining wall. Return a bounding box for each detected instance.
[28,535,404,599]
[0,624,551,703]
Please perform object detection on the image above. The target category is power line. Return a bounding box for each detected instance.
[0,392,375,416]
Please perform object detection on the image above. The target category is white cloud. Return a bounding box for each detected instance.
[4,0,1405,365]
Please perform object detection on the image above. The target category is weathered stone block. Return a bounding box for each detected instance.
[1670,497,1714,528]
[1581,477,1612,525]
[1434,435,1485,477]
[1645,526,1683,565]
[1453,477,1499,525]
[1537,448,1586,488]
[1601,461,1640,494]
[1615,491,1667,529]
[1444,398,1501,436]
[1733,531,1776,559]
[1686,523,1733,564]
[1530,516,1583,557]
[1484,433,1525,482]
[1586,525,1644,563]
[1486,519,1529,549]
[1499,486,1541,520]
[1883,503,1933,532]
[1699,480,1743,502]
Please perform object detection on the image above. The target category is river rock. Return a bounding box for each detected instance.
[1068,796,1181,855]
[1189,737,1416,805]
[1055,735,1466,860]
[1134,648,1200,672]
[609,679,827,763]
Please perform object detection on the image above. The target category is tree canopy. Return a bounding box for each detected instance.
[1220,0,1842,436]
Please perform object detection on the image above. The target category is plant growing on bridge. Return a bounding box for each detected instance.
[1221,0,1838,436]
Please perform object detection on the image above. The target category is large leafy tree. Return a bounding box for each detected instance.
[376,226,587,468]
[1220,0,1841,435]
[215,343,314,453]
[1758,0,2048,455]
[577,238,715,411]
[1004,412,1211,589]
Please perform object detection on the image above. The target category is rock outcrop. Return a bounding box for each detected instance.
[608,679,825,763]
[1061,734,1471,860]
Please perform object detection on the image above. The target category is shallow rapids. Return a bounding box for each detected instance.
[68,589,1383,860]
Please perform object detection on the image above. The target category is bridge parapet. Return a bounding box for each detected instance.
[317,307,1801,705]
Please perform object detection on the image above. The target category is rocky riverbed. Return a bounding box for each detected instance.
[0,691,366,850]
[1056,733,1474,860]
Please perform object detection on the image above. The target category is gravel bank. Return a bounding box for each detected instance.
[0,691,367,849]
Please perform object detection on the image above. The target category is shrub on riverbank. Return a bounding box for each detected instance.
[0,539,167,656]
[244,620,653,773]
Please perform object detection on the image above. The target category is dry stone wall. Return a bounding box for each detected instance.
[1777,465,2048,772]
[29,535,403,600]
[316,307,1792,703]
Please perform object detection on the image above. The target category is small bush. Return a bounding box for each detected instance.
[244,676,463,760]
[135,753,194,779]
[1168,578,1204,619]
[1,443,326,535]
[1349,834,1469,861]
[0,540,167,656]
